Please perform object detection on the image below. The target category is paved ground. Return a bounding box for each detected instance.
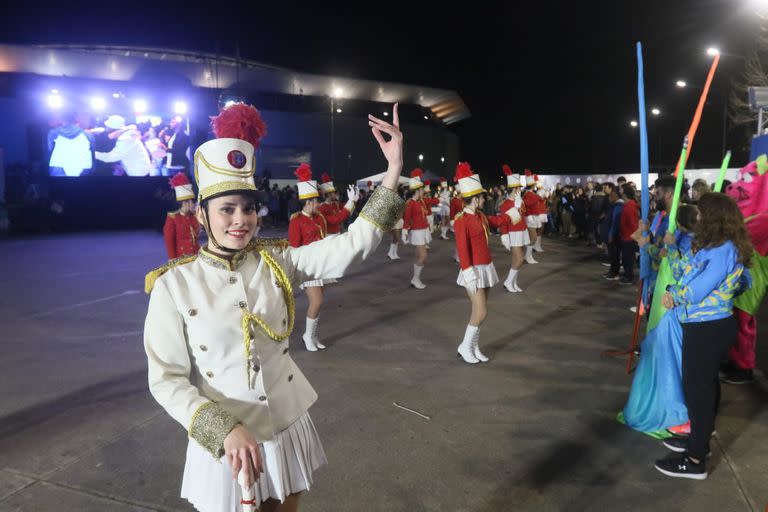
[0,228,766,512]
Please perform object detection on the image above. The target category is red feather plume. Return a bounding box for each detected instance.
[321,172,332,184]
[440,176,447,182]
[410,168,424,178]
[169,172,190,187]
[424,180,431,186]
[454,162,473,181]
[502,164,512,176]
[524,169,532,176]
[211,103,267,149]
[294,163,313,182]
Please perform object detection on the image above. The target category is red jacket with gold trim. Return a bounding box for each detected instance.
[523,190,541,217]
[454,210,508,270]
[317,201,351,234]
[499,198,527,233]
[450,197,464,221]
[288,212,327,247]
[163,211,200,260]
[403,197,440,230]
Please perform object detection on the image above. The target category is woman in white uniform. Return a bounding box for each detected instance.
[143,103,405,512]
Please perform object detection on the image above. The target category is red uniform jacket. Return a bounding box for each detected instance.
[163,211,200,260]
[450,197,464,221]
[317,201,351,234]
[288,212,327,247]
[619,199,640,242]
[499,198,527,233]
[537,195,548,216]
[454,210,508,270]
[523,190,541,217]
[403,197,440,230]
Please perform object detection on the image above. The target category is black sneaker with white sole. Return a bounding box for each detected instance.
[662,437,713,457]
[654,455,707,480]
[721,368,755,385]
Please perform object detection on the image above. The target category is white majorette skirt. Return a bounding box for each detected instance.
[525,215,541,229]
[407,228,430,246]
[393,218,404,230]
[181,412,327,512]
[538,213,548,223]
[456,263,499,289]
[501,230,531,250]
[300,278,337,289]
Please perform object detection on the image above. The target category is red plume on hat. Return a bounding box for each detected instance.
[440,176,447,182]
[502,164,513,176]
[321,172,332,184]
[524,169,532,176]
[424,179,431,186]
[410,168,424,178]
[454,162,473,181]
[169,172,191,187]
[294,163,313,182]
[211,103,268,150]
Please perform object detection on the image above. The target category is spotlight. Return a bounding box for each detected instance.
[174,101,188,115]
[133,99,148,113]
[90,97,107,111]
[47,94,63,109]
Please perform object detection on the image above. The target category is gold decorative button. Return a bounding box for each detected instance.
[188,309,197,316]
[200,345,208,351]
[282,318,287,326]
[206,371,214,378]
[229,276,237,284]
[288,374,293,382]
[258,395,267,401]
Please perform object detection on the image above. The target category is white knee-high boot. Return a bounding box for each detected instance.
[472,326,489,362]
[440,226,449,239]
[302,317,326,351]
[534,236,543,252]
[525,245,538,264]
[504,268,519,293]
[388,243,400,260]
[411,264,426,289]
[457,324,480,364]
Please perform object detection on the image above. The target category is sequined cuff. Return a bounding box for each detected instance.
[189,401,240,459]
[359,186,406,232]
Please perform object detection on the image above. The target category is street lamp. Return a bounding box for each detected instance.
[630,120,638,128]
[651,107,661,116]
[330,88,343,177]
[676,80,687,88]
[706,47,720,57]
[418,154,424,165]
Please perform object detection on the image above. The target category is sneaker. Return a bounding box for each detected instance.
[662,437,688,453]
[619,278,635,285]
[604,273,620,281]
[667,421,690,436]
[629,306,638,313]
[601,262,611,267]
[721,368,755,385]
[654,455,707,480]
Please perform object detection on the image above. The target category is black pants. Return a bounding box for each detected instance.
[620,240,638,281]
[608,239,621,275]
[682,316,738,460]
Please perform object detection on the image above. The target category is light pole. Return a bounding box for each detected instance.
[330,87,343,177]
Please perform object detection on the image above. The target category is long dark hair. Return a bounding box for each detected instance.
[694,193,753,267]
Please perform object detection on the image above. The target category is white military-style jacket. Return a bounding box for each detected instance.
[144,187,404,458]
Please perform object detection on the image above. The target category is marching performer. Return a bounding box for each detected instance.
[522,170,540,264]
[318,172,356,235]
[535,179,548,252]
[163,172,201,260]
[402,168,440,288]
[453,162,516,363]
[438,177,452,240]
[143,102,404,512]
[499,165,529,292]
[449,186,464,262]
[289,165,360,351]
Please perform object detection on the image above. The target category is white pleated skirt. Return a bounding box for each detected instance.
[538,213,549,223]
[300,278,337,290]
[181,413,327,512]
[525,216,541,229]
[456,263,499,289]
[407,228,430,246]
[393,218,404,230]
[501,230,531,249]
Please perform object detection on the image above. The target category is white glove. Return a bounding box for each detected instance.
[505,207,521,224]
[450,220,455,228]
[501,235,511,251]
[401,229,409,244]
[462,267,479,295]
[347,184,359,203]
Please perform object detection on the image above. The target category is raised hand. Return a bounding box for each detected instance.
[369,103,403,190]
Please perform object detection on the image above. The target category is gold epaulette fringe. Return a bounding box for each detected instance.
[246,238,290,253]
[144,254,197,294]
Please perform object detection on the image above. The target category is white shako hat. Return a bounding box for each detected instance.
[455,162,484,198]
[319,172,336,194]
[194,103,267,202]
[409,168,425,190]
[295,163,319,200]
[169,172,195,201]
[502,164,522,188]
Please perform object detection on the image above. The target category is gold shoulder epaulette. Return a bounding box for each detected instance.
[247,238,290,254]
[167,210,179,218]
[454,212,465,220]
[290,212,301,221]
[144,254,197,294]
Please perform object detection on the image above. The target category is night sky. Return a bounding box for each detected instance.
[0,1,760,174]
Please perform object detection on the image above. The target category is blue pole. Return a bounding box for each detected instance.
[637,42,649,222]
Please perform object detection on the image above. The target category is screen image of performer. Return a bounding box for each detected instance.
[95,115,153,176]
[47,112,93,177]
[163,172,201,260]
[162,115,190,176]
[143,103,405,511]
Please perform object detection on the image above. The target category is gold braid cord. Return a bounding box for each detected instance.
[240,249,295,386]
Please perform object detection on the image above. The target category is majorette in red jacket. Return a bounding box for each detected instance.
[454,210,509,270]
[163,211,200,260]
[498,198,527,233]
[288,211,328,247]
[317,201,351,234]
[403,197,440,230]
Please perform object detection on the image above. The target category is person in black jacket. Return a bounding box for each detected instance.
[161,116,190,176]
